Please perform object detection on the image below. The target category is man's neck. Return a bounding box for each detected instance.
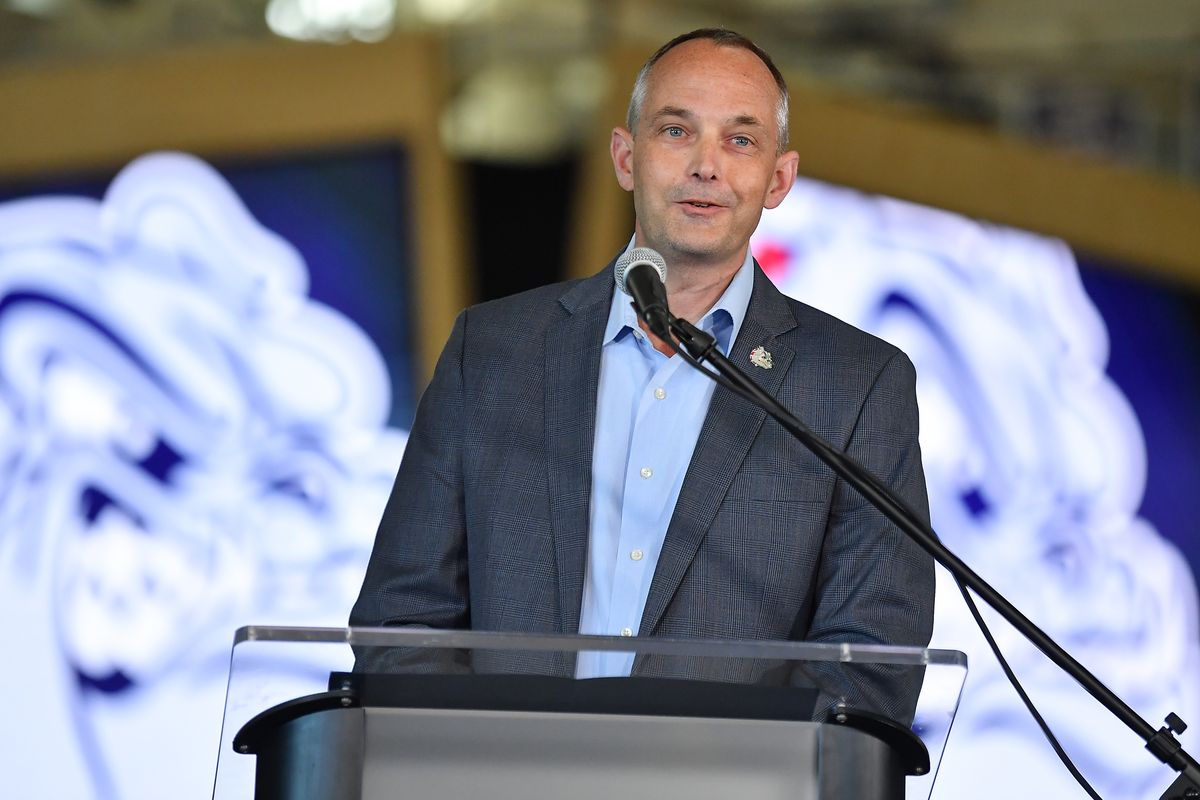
[664,260,743,324]
[642,246,747,325]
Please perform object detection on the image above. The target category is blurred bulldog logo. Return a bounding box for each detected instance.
[753,178,1200,800]
[0,152,405,799]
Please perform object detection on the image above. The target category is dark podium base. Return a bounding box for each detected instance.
[235,675,925,800]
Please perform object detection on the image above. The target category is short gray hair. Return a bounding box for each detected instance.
[626,29,790,155]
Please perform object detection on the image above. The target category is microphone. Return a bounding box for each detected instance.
[614,247,671,340]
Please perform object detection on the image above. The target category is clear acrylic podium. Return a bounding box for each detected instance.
[213,627,966,800]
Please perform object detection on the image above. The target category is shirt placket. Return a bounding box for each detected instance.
[607,351,683,640]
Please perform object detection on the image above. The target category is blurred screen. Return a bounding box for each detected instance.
[752,177,1200,799]
[1079,260,1200,566]
[0,148,415,799]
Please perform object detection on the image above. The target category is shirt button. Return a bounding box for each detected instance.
[630,549,644,561]
[620,627,633,637]
[639,466,652,479]
[654,387,667,400]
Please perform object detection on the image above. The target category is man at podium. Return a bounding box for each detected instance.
[351,28,934,722]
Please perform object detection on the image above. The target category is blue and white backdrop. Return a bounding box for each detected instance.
[0,152,1196,799]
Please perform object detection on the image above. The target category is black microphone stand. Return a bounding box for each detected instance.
[658,310,1200,799]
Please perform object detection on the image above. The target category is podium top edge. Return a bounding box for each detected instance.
[231,625,967,667]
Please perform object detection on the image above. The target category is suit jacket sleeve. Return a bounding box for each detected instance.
[350,310,471,657]
[802,349,935,723]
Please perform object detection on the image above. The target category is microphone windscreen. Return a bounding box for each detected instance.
[615,247,667,296]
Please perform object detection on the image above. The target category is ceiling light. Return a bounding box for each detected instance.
[266,0,395,43]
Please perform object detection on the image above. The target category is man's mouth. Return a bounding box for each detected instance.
[680,200,722,209]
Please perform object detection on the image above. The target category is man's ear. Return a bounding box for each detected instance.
[764,150,800,210]
[611,127,636,193]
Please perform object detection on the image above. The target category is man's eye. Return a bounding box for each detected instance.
[732,136,752,147]
[666,126,685,137]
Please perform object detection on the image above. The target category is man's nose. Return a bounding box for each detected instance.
[688,135,720,181]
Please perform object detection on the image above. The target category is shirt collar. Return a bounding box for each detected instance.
[604,237,755,355]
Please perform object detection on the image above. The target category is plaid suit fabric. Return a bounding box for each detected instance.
[351,261,935,719]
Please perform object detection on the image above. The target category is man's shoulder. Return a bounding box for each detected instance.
[799,298,901,356]
[461,271,611,334]
[757,276,907,370]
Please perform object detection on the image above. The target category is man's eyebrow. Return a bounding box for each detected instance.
[730,114,767,129]
[648,107,767,130]
[649,106,694,123]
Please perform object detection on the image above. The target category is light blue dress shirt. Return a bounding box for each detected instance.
[576,244,756,678]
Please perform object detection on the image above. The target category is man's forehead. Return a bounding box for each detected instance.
[643,40,778,106]
[652,39,773,81]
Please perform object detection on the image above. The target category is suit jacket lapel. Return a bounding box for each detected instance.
[639,266,799,636]
[545,268,613,634]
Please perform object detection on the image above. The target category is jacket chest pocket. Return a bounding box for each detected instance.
[726,469,832,506]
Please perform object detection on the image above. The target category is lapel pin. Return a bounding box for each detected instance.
[749,346,773,369]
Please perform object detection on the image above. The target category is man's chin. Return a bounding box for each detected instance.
[658,238,736,266]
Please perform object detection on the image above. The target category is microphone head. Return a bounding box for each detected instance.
[615,247,667,296]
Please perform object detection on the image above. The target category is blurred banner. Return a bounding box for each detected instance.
[752,178,1200,799]
[0,151,413,799]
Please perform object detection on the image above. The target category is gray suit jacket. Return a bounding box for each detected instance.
[351,261,935,720]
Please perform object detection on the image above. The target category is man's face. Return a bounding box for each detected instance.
[612,40,799,270]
